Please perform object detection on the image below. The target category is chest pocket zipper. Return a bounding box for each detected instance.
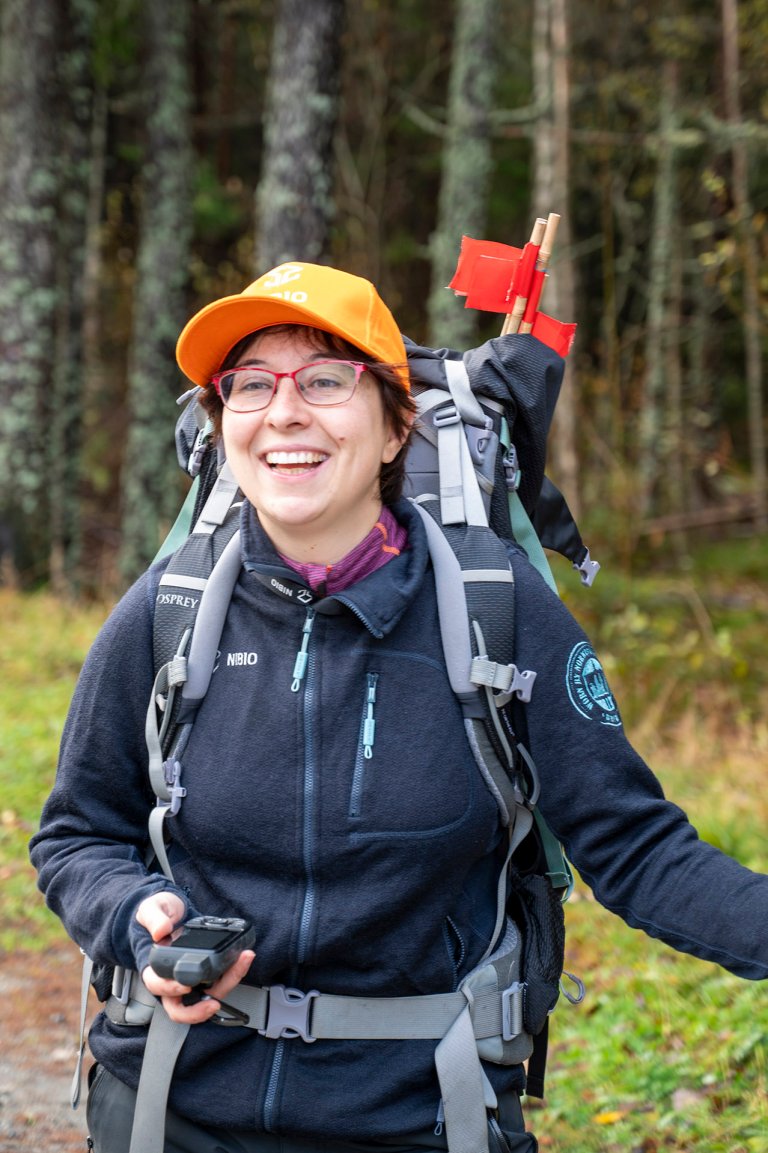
[349,673,378,818]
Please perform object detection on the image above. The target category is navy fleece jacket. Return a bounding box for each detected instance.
[30,500,768,1142]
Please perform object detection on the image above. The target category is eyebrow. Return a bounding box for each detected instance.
[234,353,340,368]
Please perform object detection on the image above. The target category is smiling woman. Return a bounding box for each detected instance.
[30,261,768,1153]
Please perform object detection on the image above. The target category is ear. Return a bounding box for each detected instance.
[381,417,412,465]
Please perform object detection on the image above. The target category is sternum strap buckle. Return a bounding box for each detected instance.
[259,984,319,1042]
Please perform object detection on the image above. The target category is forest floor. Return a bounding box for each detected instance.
[0,944,90,1152]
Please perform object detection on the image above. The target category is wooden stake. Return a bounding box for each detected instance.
[519,212,560,334]
[501,217,546,335]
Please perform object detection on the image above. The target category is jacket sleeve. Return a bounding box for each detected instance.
[29,567,189,971]
[508,551,768,980]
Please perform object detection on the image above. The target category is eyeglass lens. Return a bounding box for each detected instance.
[216,362,360,411]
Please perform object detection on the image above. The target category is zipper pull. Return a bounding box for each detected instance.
[291,609,316,692]
[434,1098,445,1137]
[362,673,378,759]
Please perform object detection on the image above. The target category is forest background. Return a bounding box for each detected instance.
[0,0,767,590]
[0,1,767,1151]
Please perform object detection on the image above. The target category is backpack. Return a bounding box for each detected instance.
[77,330,592,1153]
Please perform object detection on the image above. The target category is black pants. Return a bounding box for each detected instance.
[86,1066,537,1153]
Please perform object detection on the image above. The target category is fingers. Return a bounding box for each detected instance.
[135,892,186,942]
[205,949,255,1001]
[142,950,256,1025]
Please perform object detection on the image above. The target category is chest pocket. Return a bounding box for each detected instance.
[343,655,483,839]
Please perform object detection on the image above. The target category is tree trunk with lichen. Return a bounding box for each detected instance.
[722,0,766,530]
[119,0,194,584]
[531,0,579,514]
[0,0,64,584]
[427,0,498,349]
[49,0,98,594]
[255,0,345,271]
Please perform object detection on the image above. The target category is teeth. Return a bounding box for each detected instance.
[266,451,328,465]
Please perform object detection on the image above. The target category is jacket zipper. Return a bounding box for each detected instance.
[264,607,317,1130]
[262,1037,286,1132]
[297,630,317,964]
[349,673,378,818]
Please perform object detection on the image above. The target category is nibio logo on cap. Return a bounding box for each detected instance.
[257,264,309,304]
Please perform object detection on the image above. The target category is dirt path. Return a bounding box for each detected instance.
[0,945,91,1152]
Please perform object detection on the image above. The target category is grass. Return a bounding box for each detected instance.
[0,588,109,950]
[3,538,768,1150]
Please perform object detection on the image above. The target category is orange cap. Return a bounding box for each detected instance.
[176,262,409,390]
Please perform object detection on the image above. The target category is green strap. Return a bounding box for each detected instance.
[508,491,558,593]
[153,477,199,564]
[533,807,574,897]
[500,417,558,593]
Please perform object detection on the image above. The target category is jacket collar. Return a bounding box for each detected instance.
[240,499,430,639]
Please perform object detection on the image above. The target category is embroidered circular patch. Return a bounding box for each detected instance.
[566,642,622,727]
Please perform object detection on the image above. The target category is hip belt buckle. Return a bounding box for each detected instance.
[260,985,319,1042]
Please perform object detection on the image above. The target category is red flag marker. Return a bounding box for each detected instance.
[447,212,576,356]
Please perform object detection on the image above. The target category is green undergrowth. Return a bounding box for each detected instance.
[558,532,768,734]
[0,588,110,951]
[2,536,767,1149]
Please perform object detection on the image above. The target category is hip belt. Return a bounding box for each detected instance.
[104,969,531,1153]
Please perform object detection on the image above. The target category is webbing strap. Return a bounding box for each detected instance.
[435,997,491,1153]
[181,529,242,704]
[438,360,489,528]
[193,460,240,534]
[410,501,476,701]
[128,1007,190,1153]
[148,805,175,883]
[220,983,511,1040]
[71,952,93,1109]
[442,358,488,428]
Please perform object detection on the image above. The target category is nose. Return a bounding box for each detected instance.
[265,375,310,426]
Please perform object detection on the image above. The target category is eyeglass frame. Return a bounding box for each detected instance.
[210,359,369,412]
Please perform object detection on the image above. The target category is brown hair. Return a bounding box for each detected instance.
[201,324,417,506]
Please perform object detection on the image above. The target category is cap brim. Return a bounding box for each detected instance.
[177,295,373,387]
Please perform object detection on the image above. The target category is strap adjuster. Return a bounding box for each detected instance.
[259,985,319,1042]
[501,982,524,1041]
[433,403,460,428]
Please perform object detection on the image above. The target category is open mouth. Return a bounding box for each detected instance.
[264,450,329,475]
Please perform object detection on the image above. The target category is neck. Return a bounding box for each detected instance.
[258,506,386,566]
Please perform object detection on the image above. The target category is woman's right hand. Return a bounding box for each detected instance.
[136,891,255,1024]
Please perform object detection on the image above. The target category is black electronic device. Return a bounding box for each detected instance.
[148,915,255,987]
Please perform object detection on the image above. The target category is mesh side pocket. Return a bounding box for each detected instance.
[506,865,565,1035]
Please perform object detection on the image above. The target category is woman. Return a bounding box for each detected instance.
[30,262,768,1153]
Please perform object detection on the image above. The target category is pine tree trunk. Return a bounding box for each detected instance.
[427,0,498,349]
[255,0,345,271]
[531,0,579,513]
[49,0,98,594]
[638,58,678,519]
[722,0,766,529]
[119,0,194,583]
[0,0,64,584]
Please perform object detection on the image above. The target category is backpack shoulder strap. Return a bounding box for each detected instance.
[145,465,243,880]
